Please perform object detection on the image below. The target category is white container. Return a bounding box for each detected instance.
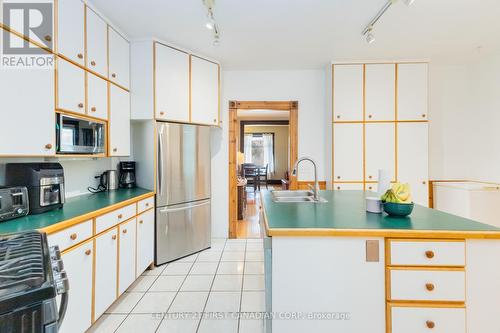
[366,196,383,213]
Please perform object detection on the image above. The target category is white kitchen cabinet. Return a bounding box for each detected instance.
[333,183,364,191]
[118,218,137,295]
[397,63,428,121]
[136,208,154,276]
[0,41,54,156]
[365,64,395,121]
[86,7,107,76]
[57,58,86,114]
[191,56,219,125]
[57,0,85,65]
[94,227,118,319]
[397,122,428,206]
[333,64,363,121]
[390,306,466,333]
[365,123,395,182]
[58,241,93,333]
[154,43,190,122]
[87,73,108,120]
[109,85,131,156]
[108,27,130,89]
[333,123,363,181]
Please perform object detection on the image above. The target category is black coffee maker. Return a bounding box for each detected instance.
[119,162,136,189]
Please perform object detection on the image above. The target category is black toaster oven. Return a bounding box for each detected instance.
[0,186,29,222]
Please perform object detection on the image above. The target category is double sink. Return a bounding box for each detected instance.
[271,190,327,203]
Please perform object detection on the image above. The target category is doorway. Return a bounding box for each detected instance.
[228,101,299,239]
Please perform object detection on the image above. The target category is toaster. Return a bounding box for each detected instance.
[0,186,29,222]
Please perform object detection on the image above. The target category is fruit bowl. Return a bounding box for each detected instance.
[383,202,414,217]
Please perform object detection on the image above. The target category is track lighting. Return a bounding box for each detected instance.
[205,11,215,30]
[402,0,415,5]
[203,0,220,46]
[366,29,375,44]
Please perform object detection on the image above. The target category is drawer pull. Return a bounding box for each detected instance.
[139,220,144,224]
[44,35,52,42]
[118,214,123,219]
[122,229,128,234]
[90,60,96,66]
[425,283,435,291]
[111,73,117,78]
[426,320,435,329]
[78,103,84,108]
[425,250,435,259]
[45,143,53,149]
[91,107,97,112]
[112,235,117,240]
[77,53,83,59]
[70,233,77,240]
[85,249,92,256]
[145,203,150,207]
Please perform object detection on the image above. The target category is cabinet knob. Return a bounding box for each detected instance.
[425,250,434,259]
[122,229,128,234]
[90,60,96,66]
[77,53,83,59]
[139,220,144,224]
[111,73,116,78]
[118,214,123,219]
[368,186,373,190]
[78,103,84,108]
[337,186,341,190]
[425,283,435,291]
[337,176,341,179]
[112,235,117,240]
[160,111,165,116]
[44,35,52,42]
[85,249,92,256]
[368,175,372,179]
[91,107,97,112]
[145,203,149,207]
[422,181,427,185]
[336,115,340,119]
[422,114,427,118]
[113,148,118,152]
[45,143,53,149]
[426,320,435,329]
[368,114,372,119]
[213,119,217,123]
[70,233,77,240]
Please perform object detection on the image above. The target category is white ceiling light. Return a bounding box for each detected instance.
[402,0,416,6]
[203,0,220,46]
[366,27,375,44]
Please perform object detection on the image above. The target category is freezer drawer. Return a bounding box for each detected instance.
[155,199,211,264]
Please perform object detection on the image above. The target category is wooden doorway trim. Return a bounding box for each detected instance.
[228,101,299,239]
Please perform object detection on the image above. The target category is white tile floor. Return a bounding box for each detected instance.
[88,238,265,333]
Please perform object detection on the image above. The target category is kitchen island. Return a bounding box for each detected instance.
[261,190,500,333]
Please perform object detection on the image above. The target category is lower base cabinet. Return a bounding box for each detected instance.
[390,306,466,333]
[136,209,154,276]
[94,227,118,319]
[118,218,137,294]
[59,241,93,333]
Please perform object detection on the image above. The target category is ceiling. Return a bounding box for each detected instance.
[92,0,500,69]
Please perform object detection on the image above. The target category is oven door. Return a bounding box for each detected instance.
[56,114,105,154]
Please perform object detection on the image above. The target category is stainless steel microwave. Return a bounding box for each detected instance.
[56,114,105,154]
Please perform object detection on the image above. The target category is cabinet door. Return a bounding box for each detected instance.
[109,85,130,156]
[333,64,363,121]
[57,58,85,113]
[59,241,93,333]
[397,63,428,121]
[87,73,108,120]
[191,56,219,125]
[57,0,85,65]
[0,40,54,156]
[136,209,154,276]
[108,27,130,89]
[333,123,363,181]
[333,183,364,191]
[397,122,429,206]
[154,43,190,122]
[365,64,395,121]
[118,218,137,295]
[94,228,118,319]
[86,7,107,76]
[365,123,395,182]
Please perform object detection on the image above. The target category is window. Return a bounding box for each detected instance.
[243,133,275,174]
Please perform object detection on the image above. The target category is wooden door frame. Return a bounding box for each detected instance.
[228,101,298,239]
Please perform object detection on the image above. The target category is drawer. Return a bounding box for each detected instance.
[137,196,154,213]
[47,220,93,251]
[95,203,136,234]
[389,269,465,302]
[391,306,466,333]
[388,240,465,267]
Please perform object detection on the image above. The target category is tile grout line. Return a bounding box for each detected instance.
[237,240,248,333]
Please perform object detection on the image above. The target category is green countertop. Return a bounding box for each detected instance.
[0,188,153,235]
[262,190,500,238]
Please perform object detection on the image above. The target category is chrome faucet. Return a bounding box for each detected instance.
[292,157,320,201]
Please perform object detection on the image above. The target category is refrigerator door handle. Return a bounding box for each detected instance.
[158,129,164,196]
[159,200,211,214]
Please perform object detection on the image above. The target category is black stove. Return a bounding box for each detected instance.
[0,231,69,333]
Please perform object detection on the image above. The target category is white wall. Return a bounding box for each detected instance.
[211,69,327,238]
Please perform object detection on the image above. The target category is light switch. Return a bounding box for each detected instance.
[366,240,380,262]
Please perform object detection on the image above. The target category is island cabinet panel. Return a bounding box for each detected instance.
[272,237,385,333]
[365,64,395,121]
[365,123,395,182]
[94,227,118,319]
[86,7,108,77]
[333,123,363,181]
[333,64,363,121]
[388,240,465,267]
[397,63,428,121]
[57,0,85,66]
[118,218,137,295]
[190,56,219,125]
[397,122,428,206]
[390,306,466,333]
[109,85,131,156]
[136,208,155,276]
[58,241,93,333]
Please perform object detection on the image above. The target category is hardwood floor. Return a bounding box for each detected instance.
[236,188,264,239]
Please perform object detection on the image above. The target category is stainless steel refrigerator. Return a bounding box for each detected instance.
[156,122,211,264]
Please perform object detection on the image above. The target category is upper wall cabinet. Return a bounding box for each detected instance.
[109,85,131,156]
[191,56,219,126]
[109,27,130,89]
[86,7,108,77]
[57,0,85,66]
[397,63,428,121]
[155,43,190,122]
[87,72,108,120]
[365,64,395,121]
[57,58,86,114]
[333,64,363,121]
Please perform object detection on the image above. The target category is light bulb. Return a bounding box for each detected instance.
[366,32,375,44]
[213,38,220,46]
[206,19,215,30]
[402,0,415,6]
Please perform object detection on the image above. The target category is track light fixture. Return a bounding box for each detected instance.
[402,0,415,6]
[366,27,375,44]
[203,0,220,46]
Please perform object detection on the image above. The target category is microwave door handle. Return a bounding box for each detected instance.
[158,130,164,196]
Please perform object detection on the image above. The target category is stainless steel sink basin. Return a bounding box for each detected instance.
[271,190,327,203]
